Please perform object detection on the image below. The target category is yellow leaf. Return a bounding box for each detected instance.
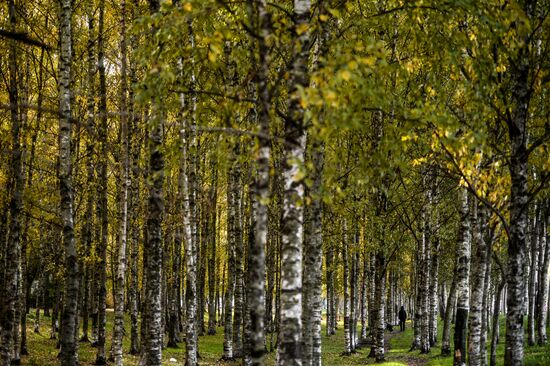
[319,14,328,22]
[496,64,507,73]
[340,70,351,81]
[183,2,192,12]
[348,60,358,70]
[296,23,308,35]
[208,52,217,63]
[361,56,376,66]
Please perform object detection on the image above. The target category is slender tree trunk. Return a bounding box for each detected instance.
[454,189,470,366]
[223,201,235,361]
[504,2,533,364]
[468,204,488,366]
[368,254,376,344]
[207,163,218,336]
[276,2,311,365]
[351,231,359,351]
[233,166,244,359]
[246,1,270,363]
[0,1,24,364]
[372,252,386,362]
[360,249,368,342]
[58,0,80,363]
[326,240,335,336]
[32,44,46,338]
[18,49,31,359]
[536,204,549,345]
[490,278,505,366]
[179,19,198,366]
[429,187,440,349]
[420,202,431,354]
[411,248,421,351]
[139,226,149,360]
[95,2,108,363]
[112,1,130,363]
[126,0,141,356]
[441,271,457,355]
[527,204,539,346]
[429,236,440,347]
[302,138,324,365]
[343,220,351,355]
[140,3,165,366]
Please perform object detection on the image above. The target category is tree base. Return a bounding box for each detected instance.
[95,356,107,365]
[79,335,89,343]
[167,340,179,348]
[340,350,357,357]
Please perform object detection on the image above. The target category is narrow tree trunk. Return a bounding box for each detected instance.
[536,204,549,345]
[441,271,457,355]
[140,3,165,366]
[128,9,141,354]
[360,249,368,342]
[276,1,311,365]
[112,1,130,363]
[420,202,431,354]
[58,0,80,363]
[372,253,386,362]
[181,19,198,366]
[326,240,335,336]
[480,239,492,366]
[527,204,539,346]
[246,1,270,362]
[368,254,376,344]
[18,49,31,359]
[0,1,24,364]
[490,278,505,366]
[223,212,235,360]
[207,163,218,336]
[411,248,421,351]
[302,136,324,365]
[95,2,108,364]
[343,220,351,355]
[504,2,532,363]
[468,203,488,366]
[454,188,470,366]
[233,168,244,358]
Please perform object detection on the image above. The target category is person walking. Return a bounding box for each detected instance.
[398,306,407,332]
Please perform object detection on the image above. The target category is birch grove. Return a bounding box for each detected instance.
[0,1,548,366]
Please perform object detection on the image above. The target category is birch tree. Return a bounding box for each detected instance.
[57,0,80,363]
[276,1,312,365]
[454,188,470,366]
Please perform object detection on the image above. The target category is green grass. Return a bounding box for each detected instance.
[21,311,550,365]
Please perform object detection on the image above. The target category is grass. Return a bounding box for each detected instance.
[21,310,550,365]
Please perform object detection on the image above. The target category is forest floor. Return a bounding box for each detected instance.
[21,310,550,365]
